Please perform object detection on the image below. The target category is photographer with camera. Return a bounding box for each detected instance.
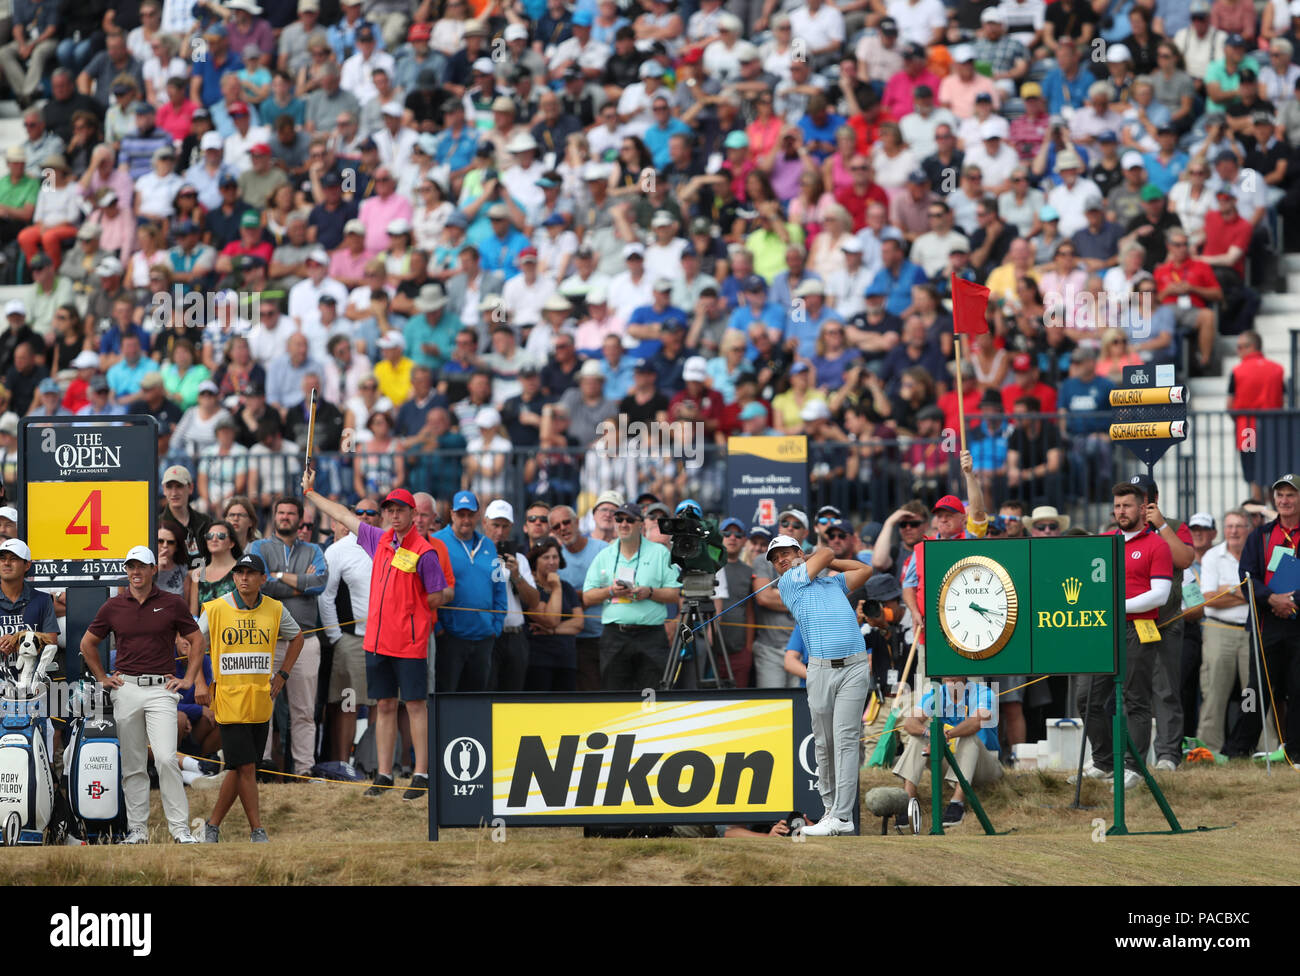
[581,502,682,691]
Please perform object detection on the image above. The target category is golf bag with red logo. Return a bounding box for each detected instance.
[63,705,127,844]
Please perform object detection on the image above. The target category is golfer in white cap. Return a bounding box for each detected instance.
[766,534,873,835]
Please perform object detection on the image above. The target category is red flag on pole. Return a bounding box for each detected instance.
[951,275,991,335]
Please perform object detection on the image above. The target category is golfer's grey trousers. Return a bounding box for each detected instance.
[1151,616,1186,763]
[806,651,870,823]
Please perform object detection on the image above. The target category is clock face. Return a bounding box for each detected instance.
[937,556,1019,660]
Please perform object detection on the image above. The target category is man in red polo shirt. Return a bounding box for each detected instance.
[302,472,450,799]
[1229,331,1285,498]
[1201,188,1262,336]
[216,210,275,275]
[1202,189,1252,276]
[1000,353,1057,414]
[1153,228,1223,373]
[80,545,207,844]
[1076,482,1172,790]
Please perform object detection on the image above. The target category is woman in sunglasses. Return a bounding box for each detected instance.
[156,519,195,609]
[190,519,243,616]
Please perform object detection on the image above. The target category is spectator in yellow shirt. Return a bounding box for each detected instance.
[373,332,414,406]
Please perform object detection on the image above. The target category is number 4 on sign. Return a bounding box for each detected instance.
[66,490,111,551]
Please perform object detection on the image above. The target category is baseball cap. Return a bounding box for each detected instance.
[383,488,417,509]
[749,525,773,540]
[162,464,192,486]
[452,490,479,512]
[1121,151,1145,170]
[1129,473,1158,498]
[1271,473,1300,493]
[1188,512,1216,530]
[70,350,100,370]
[739,402,766,422]
[37,378,60,396]
[0,539,31,562]
[766,534,802,558]
[1225,32,1246,47]
[615,502,643,520]
[1140,183,1163,202]
[1096,130,1118,144]
[778,508,809,529]
[1011,352,1034,372]
[344,218,366,235]
[865,573,903,602]
[3,299,24,317]
[228,101,250,117]
[800,399,830,422]
[879,17,898,32]
[1038,204,1059,222]
[594,490,625,509]
[683,356,708,382]
[89,376,109,393]
[124,545,156,566]
[234,553,267,574]
[1021,81,1043,99]
[720,517,746,534]
[933,494,965,515]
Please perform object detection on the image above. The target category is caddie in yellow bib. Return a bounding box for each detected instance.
[194,553,304,843]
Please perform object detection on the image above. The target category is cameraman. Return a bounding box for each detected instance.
[581,502,682,690]
[856,573,904,694]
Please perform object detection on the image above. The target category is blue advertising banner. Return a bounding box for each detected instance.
[725,436,808,528]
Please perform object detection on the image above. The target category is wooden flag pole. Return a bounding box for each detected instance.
[304,389,317,475]
[954,335,968,455]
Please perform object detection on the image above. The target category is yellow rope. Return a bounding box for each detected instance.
[175,750,428,791]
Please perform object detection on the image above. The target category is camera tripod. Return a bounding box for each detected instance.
[662,573,735,690]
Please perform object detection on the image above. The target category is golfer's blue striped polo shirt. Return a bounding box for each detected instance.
[777,565,865,660]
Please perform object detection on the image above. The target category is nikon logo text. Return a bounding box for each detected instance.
[1036,610,1107,628]
[507,732,773,808]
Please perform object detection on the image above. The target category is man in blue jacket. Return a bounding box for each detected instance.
[434,491,507,691]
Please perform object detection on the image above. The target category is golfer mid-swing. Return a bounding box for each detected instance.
[766,534,873,836]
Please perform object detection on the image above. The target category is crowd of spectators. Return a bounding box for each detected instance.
[0,0,1298,777]
[0,0,1293,527]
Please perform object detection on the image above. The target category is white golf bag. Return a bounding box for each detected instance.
[0,632,59,845]
[63,691,125,843]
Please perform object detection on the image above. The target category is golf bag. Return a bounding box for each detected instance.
[0,712,56,845]
[0,632,61,845]
[63,707,127,844]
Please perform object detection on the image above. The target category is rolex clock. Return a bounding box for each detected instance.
[936,555,1019,659]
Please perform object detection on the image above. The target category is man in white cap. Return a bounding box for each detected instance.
[502,133,546,213]
[481,500,540,691]
[0,507,17,540]
[609,243,655,321]
[160,463,214,563]
[1046,148,1102,237]
[80,545,207,843]
[766,532,872,834]
[288,247,348,328]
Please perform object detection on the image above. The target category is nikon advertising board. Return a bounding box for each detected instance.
[431,691,819,834]
[18,417,159,587]
[726,436,808,528]
[923,536,1123,678]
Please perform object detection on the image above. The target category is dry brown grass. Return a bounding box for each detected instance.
[1,760,1295,885]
